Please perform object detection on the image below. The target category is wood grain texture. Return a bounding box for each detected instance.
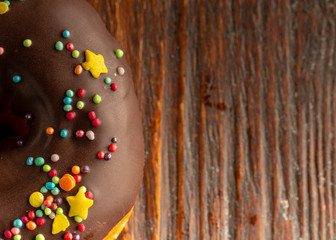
[87,0,336,239]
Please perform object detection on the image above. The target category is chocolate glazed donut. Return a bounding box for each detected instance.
[0,0,144,239]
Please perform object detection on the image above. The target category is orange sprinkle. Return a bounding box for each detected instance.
[46,196,54,203]
[59,174,76,192]
[26,221,37,231]
[75,65,83,75]
[46,127,54,135]
[71,166,81,175]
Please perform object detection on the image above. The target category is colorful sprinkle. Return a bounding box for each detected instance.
[12,75,21,83]
[35,233,45,240]
[45,182,56,190]
[28,211,35,220]
[75,130,84,138]
[60,129,68,138]
[76,101,85,109]
[51,154,60,162]
[36,210,44,218]
[85,192,93,199]
[52,176,60,184]
[91,118,101,127]
[92,94,101,104]
[55,41,64,51]
[23,39,32,47]
[73,233,80,240]
[81,165,90,174]
[97,151,105,159]
[26,157,34,165]
[66,112,76,120]
[66,188,93,220]
[0,2,9,15]
[74,65,83,75]
[34,157,45,166]
[63,97,72,105]
[117,66,125,75]
[71,166,81,175]
[85,130,95,140]
[74,175,82,183]
[43,164,51,172]
[59,174,76,192]
[51,187,60,195]
[29,192,44,208]
[40,186,48,193]
[56,207,63,215]
[49,169,57,177]
[62,30,71,38]
[66,43,74,51]
[4,230,12,239]
[46,127,55,135]
[20,216,29,224]
[64,104,72,112]
[26,221,37,231]
[77,224,85,232]
[52,213,70,234]
[108,143,118,152]
[115,49,124,58]
[72,50,80,58]
[66,90,74,97]
[104,77,112,84]
[111,137,117,143]
[0,47,4,55]
[36,218,45,226]
[13,219,23,228]
[13,235,22,240]
[81,50,108,78]
[88,111,96,120]
[77,89,85,97]
[111,83,118,91]
[104,153,112,161]
[64,232,73,240]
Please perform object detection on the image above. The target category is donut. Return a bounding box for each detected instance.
[0,1,144,239]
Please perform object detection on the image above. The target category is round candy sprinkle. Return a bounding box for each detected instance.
[13,235,21,240]
[81,165,90,174]
[77,89,85,97]
[12,75,21,83]
[104,77,112,84]
[20,216,29,224]
[86,130,95,140]
[51,187,60,195]
[26,221,37,231]
[49,169,57,177]
[56,207,63,215]
[45,182,56,190]
[62,30,70,38]
[74,65,83,75]
[4,230,12,239]
[78,224,85,232]
[63,104,72,112]
[72,50,80,58]
[40,204,46,210]
[60,129,68,138]
[108,143,118,152]
[54,197,63,205]
[16,140,24,147]
[78,186,87,192]
[111,83,118,91]
[93,94,101,104]
[25,113,33,120]
[44,208,52,216]
[97,151,105,159]
[11,228,20,236]
[66,90,74,97]
[74,216,83,223]
[104,153,112,161]
[91,119,101,127]
[23,39,32,47]
[36,218,45,226]
[88,111,96,119]
[26,157,34,166]
[13,219,23,228]
[59,174,76,192]
[0,47,4,55]
[66,43,74,51]
[63,97,72,105]
[46,127,54,135]
[64,232,73,240]
[35,233,45,240]
[28,211,35,220]
[51,154,60,162]
[3,1,9,6]
[73,233,80,240]
[51,203,57,211]
[115,49,124,58]
[35,210,43,218]
[74,175,81,183]
[111,137,118,143]
[48,212,56,219]
[85,191,93,199]
[71,166,81,175]
[40,186,48,193]
[75,130,84,138]
[34,157,45,166]
[43,199,52,208]
[76,101,85,110]
[66,112,76,120]
[117,66,125,75]
[52,176,60,184]
[46,195,54,202]
[43,164,51,172]
[55,41,64,51]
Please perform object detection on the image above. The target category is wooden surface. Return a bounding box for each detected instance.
[88,0,336,239]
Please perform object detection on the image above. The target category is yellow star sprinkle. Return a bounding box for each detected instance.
[66,188,94,220]
[81,50,108,78]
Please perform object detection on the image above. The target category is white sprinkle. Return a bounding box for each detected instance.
[117,66,125,76]
[86,130,95,140]
[49,212,56,219]
[51,154,60,162]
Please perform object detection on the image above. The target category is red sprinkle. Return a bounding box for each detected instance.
[28,211,35,220]
[77,89,85,98]
[85,191,93,199]
[76,130,85,138]
[97,151,105,159]
[64,232,73,240]
[4,230,12,239]
[43,199,52,208]
[88,111,96,120]
[108,143,117,152]
[74,174,82,183]
[91,119,101,127]
[49,169,57,177]
[111,83,118,91]
[21,216,29,224]
[36,217,45,226]
[77,224,85,232]
[66,43,74,51]
[66,112,76,120]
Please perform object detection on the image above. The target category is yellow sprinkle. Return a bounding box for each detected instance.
[29,192,44,208]
[0,2,9,15]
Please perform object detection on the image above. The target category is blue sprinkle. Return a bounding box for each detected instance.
[45,182,56,190]
[62,30,70,38]
[26,157,34,165]
[13,219,23,228]
[60,129,68,138]
[63,97,72,105]
[12,75,21,83]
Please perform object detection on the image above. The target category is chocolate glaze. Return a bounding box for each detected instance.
[0,0,144,239]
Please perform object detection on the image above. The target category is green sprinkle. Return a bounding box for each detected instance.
[51,187,60,195]
[56,207,63,215]
[36,209,44,218]
[79,186,87,193]
[66,90,74,97]
[76,101,85,110]
[13,235,21,240]
[104,77,112,85]
[52,176,60,184]
[42,164,51,172]
[115,49,124,58]
[4,0,10,5]
[23,39,32,48]
[93,94,101,104]
[35,234,45,240]
[44,207,52,216]
[63,104,72,112]
[72,50,80,58]
[34,157,45,166]
[40,204,46,210]
[55,41,64,51]
[40,186,48,193]
[74,216,83,223]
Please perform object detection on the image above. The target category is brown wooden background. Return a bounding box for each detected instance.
[88,0,336,239]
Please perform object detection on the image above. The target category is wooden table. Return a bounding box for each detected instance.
[89,0,336,239]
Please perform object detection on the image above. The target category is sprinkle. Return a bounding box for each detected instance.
[26,221,37,231]
[36,218,45,226]
[74,175,81,183]
[72,50,80,58]
[51,204,58,211]
[29,192,44,208]
[111,83,118,91]
[35,210,44,218]
[12,75,21,83]
[16,140,23,147]
[40,186,48,193]
[64,104,72,112]
[48,212,56,220]
[92,94,101,104]
[91,118,101,127]
[20,216,29,224]
[23,39,32,47]
[34,157,45,166]
[66,188,93,220]
[66,112,76,120]
[63,97,72,105]
[111,137,118,143]
[88,111,96,119]
[13,219,23,228]
[0,47,4,55]
[56,207,63,215]
[78,224,85,232]
[52,176,60,184]
[54,197,63,205]
[49,169,57,177]
[11,228,20,236]
[85,192,93,199]
[26,157,34,165]
[35,233,45,240]
[51,187,60,195]
[74,65,83,75]
[86,130,95,140]
[43,164,51,172]
[75,130,84,138]
[64,232,73,240]
[28,211,35,220]
[108,143,118,152]
[55,41,64,51]
[46,195,54,202]
[66,43,74,51]
[71,165,81,175]
[4,0,9,5]
[78,186,87,192]
[66,90,74,97]
[60,129,68,138]
[97,151,105,159]
[74,216,83,223]
[59,174,76,192]
[81,165,90,174]
[76,101,85,109]
[4,230,12,239]
[52,213,69,234]
[62,30,70,38]
[46,127,54,135]
[44,208,52,216]
[104,153,112,161]
[13,235,21,240]
[43,199,52,208]
[45,182,56,190]
[104,77,112,84]
[117,66,125,75]
[73,233,80,240]
[81,50,108,78]
[0,2,9,15]
[51,154,60,162]
[77,89,85,97]
[25,113,33,120]
[115,49,124,58]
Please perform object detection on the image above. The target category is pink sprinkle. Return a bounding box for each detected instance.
[11,227,20,235]
[0,47,4,56]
